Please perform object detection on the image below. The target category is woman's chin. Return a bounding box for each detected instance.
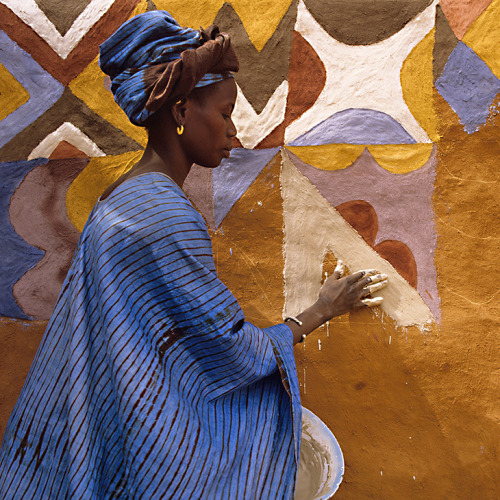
[197,160,223,169]
[198,154,229,169]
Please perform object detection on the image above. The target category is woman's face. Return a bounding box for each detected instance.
[182,78,238,168]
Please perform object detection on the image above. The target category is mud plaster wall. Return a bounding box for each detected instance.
[0,0,499,498]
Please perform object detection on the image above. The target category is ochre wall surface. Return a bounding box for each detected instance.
[0,0,499,498]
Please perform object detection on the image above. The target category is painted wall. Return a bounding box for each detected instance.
[0,0,499,497]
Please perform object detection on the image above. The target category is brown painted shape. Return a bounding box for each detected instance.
[146,0,157,12]
[0,318,46,440]
[183,164,216,229]
[35,0,92,36]
[374,239,418,288]
[440,0,493,39]
[0,89,142,161]
[210,155,284,327]
[332,200,417,287]
[433,5,459,82]
[256,31,326,148]
[335,200,379,247]
[49,140,88,159]
[214,1,297,114]
[255,122,286,149]
[10,158,89,320]
[0,0,139,85]
[303,0,433,45]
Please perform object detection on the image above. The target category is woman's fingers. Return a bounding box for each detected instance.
[349,269,388,307]
[368,273,387,284]
[358,272,387,289]
[361,280,388,297]
[361,296,384,307]
[318,265,389,317]
[346,270,368,283]
[347,268,377,283]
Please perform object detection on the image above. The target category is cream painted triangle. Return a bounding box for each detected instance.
[28,122,105,160]
[280,149,434,328]
[233,81,288,149]
[3,0,115,59]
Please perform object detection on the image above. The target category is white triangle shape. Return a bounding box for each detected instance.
[28,122,105,159]
[233,80,288,149]
[4,0,115,59]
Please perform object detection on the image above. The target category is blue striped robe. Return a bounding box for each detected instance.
[0,173,302,499]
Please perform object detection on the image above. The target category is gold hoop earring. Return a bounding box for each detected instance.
[177,124,184,136]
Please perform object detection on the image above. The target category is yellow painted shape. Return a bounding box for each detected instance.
[401,29,439,142]
[69,58,147,147]
[368,144,434,174]
[463,0,500,79]
[231,0,294,52]
[286,144,433,174]
[0,63,30,121]
[153,0,223,29]
[67,150,142,231]
[130,0,149,17]
[285,144,365,171]
[154,0,293,52]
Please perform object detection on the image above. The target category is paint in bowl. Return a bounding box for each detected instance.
[295,407,344,500]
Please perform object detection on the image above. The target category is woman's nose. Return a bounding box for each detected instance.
[227,118,237,137]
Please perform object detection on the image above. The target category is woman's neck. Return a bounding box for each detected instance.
[130,139,192,187]
[99,136,192,202]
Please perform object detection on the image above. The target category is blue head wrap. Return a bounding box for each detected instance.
[99,11,239,125]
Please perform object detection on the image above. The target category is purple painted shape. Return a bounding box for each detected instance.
[213,147,280,228]
[289,108,416,146]
[288,148,440,319]
[436,42,500,133]
[183,165,215,229]
[0,30,64,148]
[1,158,47,319]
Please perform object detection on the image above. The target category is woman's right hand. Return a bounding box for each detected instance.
[316,262,388,321]
[285,260,388,344]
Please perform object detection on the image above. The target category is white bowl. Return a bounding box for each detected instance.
[295,407,345,500]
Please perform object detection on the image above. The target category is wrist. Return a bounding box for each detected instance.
[311,297,333,324]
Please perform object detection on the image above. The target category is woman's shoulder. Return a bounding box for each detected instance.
[88,172,207,239]
[99,172,194,214]
[102,171,187,203]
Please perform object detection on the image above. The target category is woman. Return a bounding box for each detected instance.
[0,11,387,499]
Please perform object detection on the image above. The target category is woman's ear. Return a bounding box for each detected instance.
[171,98,187,126]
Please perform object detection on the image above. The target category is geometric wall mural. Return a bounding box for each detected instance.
[0,0,499,324]
[2,1,500,498]
[0,0,500,319]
